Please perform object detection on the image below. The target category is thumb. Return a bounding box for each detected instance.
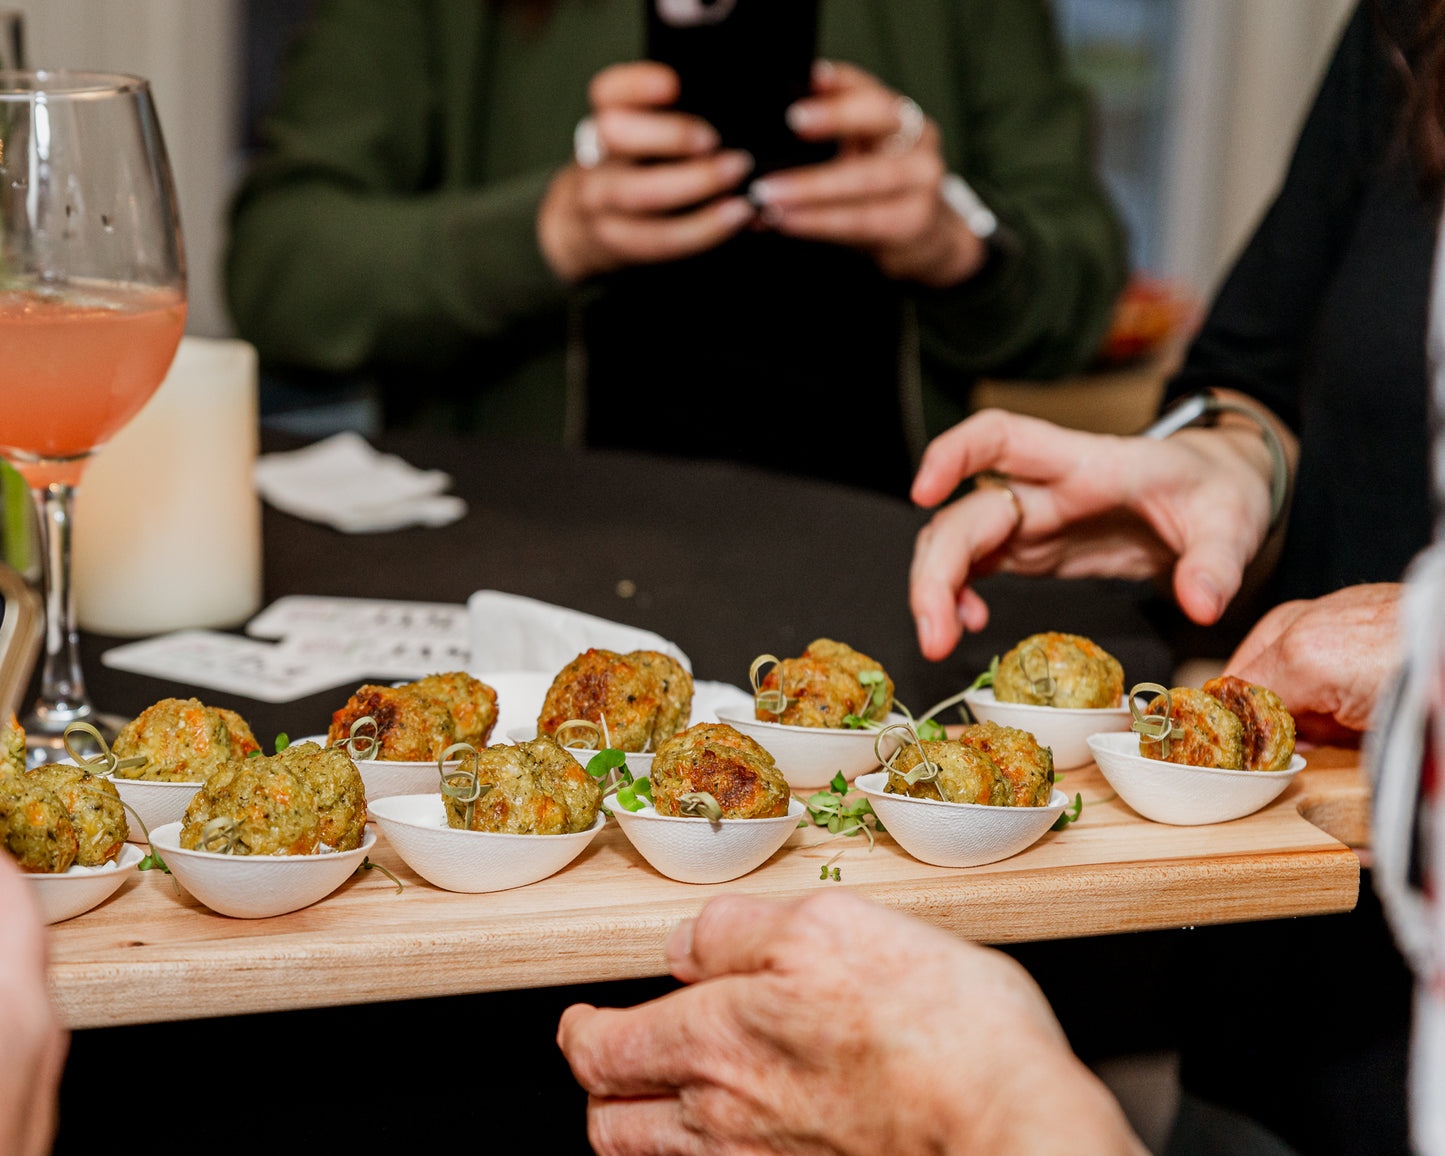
[667,893,800,984]
[1171,525,1252,626]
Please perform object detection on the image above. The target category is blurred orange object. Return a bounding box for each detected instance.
[1095,274,1198,367]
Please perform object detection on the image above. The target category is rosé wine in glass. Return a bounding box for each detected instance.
[0,71,187,764]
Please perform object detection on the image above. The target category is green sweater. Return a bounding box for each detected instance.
[227,0,1126,460]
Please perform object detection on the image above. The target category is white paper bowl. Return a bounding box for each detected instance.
[103,775,204,844]
[853,772,1068,868]
[505,726,655,778]
[26,844,144,925]
[368,794,605,893]
[610,797,805,884]
[711,712,905,790]
[1086,731,1305,825]
[961,687,1133,771]
[147,821,377,918]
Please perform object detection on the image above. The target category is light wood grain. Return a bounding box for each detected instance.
[45,751,1367,1029]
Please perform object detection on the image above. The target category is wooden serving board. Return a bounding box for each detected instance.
[45,749,1368,1029]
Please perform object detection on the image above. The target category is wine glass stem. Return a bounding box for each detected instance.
[28,480,94,732]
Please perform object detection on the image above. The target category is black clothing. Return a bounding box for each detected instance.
[1164,0,1438,601]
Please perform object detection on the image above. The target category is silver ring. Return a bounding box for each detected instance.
[574,117,605,169]
[887,96,925,153]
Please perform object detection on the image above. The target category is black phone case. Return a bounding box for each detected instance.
[645,0,833,176]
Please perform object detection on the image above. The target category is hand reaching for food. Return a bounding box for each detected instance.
[1224,584,1403,742]
[908,404,1296,660]
[558,891,1145,1156]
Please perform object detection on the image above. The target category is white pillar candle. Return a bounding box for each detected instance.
[73,336,262,636]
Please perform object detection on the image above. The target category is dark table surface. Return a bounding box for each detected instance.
[75,430,1177,737]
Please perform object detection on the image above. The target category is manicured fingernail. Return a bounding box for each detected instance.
[918,615,935,648]
[718,197,755,226]
[749,178,778,205]
[786,102,820,133]
[813,59,835,84]
[666,918,695,965]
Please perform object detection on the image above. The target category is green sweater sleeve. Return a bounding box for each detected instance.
[908,0,1129,384]
[225,0,568,376]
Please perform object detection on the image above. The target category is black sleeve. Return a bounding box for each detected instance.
[1161,2,1393,432]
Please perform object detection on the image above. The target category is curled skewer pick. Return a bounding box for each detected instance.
[438,742,491,829]
[63,722,148,777]
[199,816,242,855]
[554,718,603,750]
[1019,644,1056,703]
[336,715,381,761]
[750,655,789,718]
[876,721,948,797]
[678,792,723,823]
[1129,682,1184,759]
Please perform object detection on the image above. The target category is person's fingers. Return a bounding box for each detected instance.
[786,74,911,142]
[751,133,940,208]
[910,410,1097,509]
[589,195,755,264]
[1223,600,1308,678]
[594,107,720,159]
[761,189,936,249]
[666,893,805,983]
[1167,493,1267,625]
[581,151,754,215]
[585,1094,709,1156]
[559,991,732,1097]
[590,61,681,110]
[909,488,1022,659]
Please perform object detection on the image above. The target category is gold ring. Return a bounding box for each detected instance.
[974,471,1024,533]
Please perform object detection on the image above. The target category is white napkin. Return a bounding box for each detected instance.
[467,590,691,673]
[253,432,467,533]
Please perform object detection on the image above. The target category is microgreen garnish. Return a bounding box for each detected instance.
[820,850,845,882]
[803,770,885,848]
[249,731,292,759]
[968,656,999,691]
[585,749,627,780]
[857,669,887,714]
[138,849,169,873]
[614,775,652,813]
[359,856,403,893]
[1051,792,1083,831]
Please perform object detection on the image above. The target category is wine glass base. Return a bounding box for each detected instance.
[23,710,130,769]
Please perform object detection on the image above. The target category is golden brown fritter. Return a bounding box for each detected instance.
[626,651,694,745]
[955,721,1054,807]
[0,780,78,873]
[522,736,602,834]
[407,672,499,748]
[180,759,321,856]
[1201,676,1297,771]
[537,649,666,753]
[25,765,127,866]
[757,639,894,728]
[442,744,571,835]
[650,723,790,819]
[273,742,368,851]
[885,740,1012,806]
[113,698,256,783]
[994,632,1124,709]
[0,713,24,778]
[1138,687,1244,770]
[328,684,456,762]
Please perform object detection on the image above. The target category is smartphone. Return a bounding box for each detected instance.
[645,0,833,176]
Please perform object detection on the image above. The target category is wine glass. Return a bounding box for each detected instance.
[0,71,186,765]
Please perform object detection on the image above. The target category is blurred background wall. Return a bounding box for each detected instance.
[8,0,1356,426]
